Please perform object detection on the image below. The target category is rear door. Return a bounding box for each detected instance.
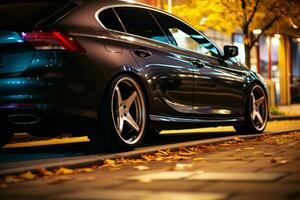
[113,6,195,117]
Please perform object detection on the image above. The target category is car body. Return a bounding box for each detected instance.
[0,0,269,151]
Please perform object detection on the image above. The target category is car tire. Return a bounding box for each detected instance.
[144,129,161,142]
[0,123,14,148]
[89,74,147,152]
[234,84,268,134]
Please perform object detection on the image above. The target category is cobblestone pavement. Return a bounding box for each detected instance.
[1,132,300,200]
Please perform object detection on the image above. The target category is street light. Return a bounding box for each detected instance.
[253,29,262,35]
[274,34,281,39]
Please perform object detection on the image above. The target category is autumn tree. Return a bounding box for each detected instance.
[170,0,300,67]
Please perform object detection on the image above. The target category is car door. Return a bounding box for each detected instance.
[113,6,195,117]
[152,11,246,118]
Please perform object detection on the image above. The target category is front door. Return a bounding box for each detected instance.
[114,6,195,117]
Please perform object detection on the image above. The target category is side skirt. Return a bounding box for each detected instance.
[149,114,244,130]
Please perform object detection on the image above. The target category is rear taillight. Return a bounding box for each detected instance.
[21,31,85,52]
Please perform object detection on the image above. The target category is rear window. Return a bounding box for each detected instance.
[0,1,74,30]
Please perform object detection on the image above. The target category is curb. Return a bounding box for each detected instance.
[270,116,300,121]
[1,128,300,176]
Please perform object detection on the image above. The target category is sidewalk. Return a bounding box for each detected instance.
[270,104,300,121]
[277,104,300,116]
[0,132,300,200]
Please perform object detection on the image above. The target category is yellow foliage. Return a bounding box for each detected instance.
[170,0,300,36]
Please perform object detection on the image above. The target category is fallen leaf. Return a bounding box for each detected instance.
[133,165,150,171]
[263,153,273,157]
[77,168,93,173]
[4,176,22,184]
[173,155,191,160]
[157,150,170,156]
[141,155,155,161]
[37,168,54,177]
[104,159,119,167]
[279,160,288,164]
[244,147,255,150]
[138,178,152,183]
[179,151,196,156]
[174,163,193,170]
[20,171,36,180]
[55,167,75,175]
[193,157,204,161]
[233,137,244,141]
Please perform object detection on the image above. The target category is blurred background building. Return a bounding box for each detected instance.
[137,0,300,106]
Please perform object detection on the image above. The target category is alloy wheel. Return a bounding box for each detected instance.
[111,77,146,145]
[249,85,268,131]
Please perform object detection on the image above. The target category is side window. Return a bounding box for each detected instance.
[152,11,219,57]
[114,7,170,44]
[98,8,124,32]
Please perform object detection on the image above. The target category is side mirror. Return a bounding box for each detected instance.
[223,45,239,58]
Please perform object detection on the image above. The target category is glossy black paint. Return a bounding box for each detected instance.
[0,0,268,136]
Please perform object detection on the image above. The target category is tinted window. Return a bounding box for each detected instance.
[98,8,124,32]
[0,1,73,30]
[114,7,170,44]
[152,11,219,57]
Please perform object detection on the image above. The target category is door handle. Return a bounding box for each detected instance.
[134,48,152,58]
[191,60,205,68]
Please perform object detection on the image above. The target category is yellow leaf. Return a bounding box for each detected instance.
[19,171,36,180]
[263,153,273,157]
[104,159,120,168]
[38,168,54,177]
[77,168,93,173]
[55,167,75,175]
[279,160,288,164]
[4,176,22,184]
[193,157,205,161]
[244,147,255,150]
[173,155,191,160]
[133,165,150,171]
[174,163,193,170]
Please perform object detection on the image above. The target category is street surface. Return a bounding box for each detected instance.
[0,127,299,199]
[0,120,300,175]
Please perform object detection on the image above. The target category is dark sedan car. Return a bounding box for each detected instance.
[0,0,268,151]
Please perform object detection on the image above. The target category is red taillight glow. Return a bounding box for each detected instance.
[21,31,85,52]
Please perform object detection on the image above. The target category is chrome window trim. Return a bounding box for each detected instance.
[94,4,224,60]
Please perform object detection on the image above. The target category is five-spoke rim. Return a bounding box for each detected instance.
[111,77,146,145]
[250,85,268,131]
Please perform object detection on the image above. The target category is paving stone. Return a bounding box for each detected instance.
[116,180,207,191]
[186,171,286,182]
[52,189,229,200]
[129,171,193,181]
[228,194,289,200]
[198,182,300,194]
